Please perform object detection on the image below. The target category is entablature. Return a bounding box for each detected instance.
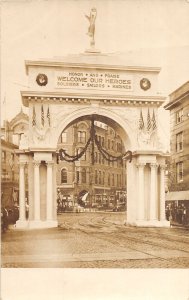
[21,91,165,107]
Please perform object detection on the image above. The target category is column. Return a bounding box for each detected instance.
[19,162,26,221]
[160,164,166,221]
[34,161,40,221]
[150,163,158,220]
[46,161,53,221]
[137,163,146,220]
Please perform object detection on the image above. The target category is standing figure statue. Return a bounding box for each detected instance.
[85,8,97,48]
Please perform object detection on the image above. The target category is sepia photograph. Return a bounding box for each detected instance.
[1,0,189,299]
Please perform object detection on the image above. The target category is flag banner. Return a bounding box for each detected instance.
[151,110,157,131]
[41,105,44,126]
[147,108,151,131]
[32,106,36,127]
[47,106,50,126]
[139,109,144,130]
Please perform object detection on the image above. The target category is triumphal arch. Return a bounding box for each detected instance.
[16,49,169,228]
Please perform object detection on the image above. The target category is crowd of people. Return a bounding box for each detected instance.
[1,205,19,232]
[166,203,188,226]
[1,200,29,233]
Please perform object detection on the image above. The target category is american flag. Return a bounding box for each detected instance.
[47,106,50,126]
[41,105,44,126]
[151,109,157,131]
[139,110,144,130]
[32,106,36,127]
[147,108,151,132]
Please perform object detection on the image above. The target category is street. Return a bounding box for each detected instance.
[1,212,189,268]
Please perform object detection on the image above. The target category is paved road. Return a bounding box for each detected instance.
[1,212,189,268]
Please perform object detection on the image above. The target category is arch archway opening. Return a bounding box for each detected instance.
[56,113,130,215]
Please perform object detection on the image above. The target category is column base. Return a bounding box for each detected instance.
[16,220,29,229]
[125,220,170,228]
[28,220,58,229]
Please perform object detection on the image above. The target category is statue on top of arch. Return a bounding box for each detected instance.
[85,8,97,48]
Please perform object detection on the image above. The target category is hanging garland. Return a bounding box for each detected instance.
[94,134,132,162]
[57,117,132,164]
[58,138,91,162]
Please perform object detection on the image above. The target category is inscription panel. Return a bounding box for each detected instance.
[55,70,133,92]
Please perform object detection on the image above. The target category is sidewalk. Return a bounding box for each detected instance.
[171,221,189,229]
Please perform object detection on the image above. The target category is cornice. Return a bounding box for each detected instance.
[25,60,161,75]
[164,91,189,110]
[132,151,170,157]
[21,90,166,107]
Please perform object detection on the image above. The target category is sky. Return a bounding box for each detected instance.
[1,0,189,147]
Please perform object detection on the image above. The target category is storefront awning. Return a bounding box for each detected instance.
[166,190,189,201]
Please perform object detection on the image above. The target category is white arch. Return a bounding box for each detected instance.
[53,106,136,150]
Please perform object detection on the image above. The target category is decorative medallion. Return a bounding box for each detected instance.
[140,78,151,91]
[36,73,48,86]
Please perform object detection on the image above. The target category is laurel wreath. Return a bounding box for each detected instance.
[36,74,48,86]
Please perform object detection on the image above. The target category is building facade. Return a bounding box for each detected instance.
[1,110,29,208]
[165,81,189,206]
[57,120,126,210]
[1,139,19,207]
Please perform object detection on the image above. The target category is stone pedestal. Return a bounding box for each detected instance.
[28,220,58,229]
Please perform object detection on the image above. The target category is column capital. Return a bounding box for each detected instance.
[150,163,158,169]
[137,162,146,169]
[33,160,41,167]
[19,162,26,168]
[46,161,54,166]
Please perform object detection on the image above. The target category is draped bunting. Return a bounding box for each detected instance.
[57,117,132,164]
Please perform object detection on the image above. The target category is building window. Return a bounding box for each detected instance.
[99,171,102,184]
[76,171,80,183]
[176,109,183,124]
[176,132,183,152]
[81,168,86,184]
[95,170,98,184]
[112,174,115,186]
[61,131,67,143]
[108,174,110,186]
[99,153,101,164]
[11,153,14,161]
[102,137,105,147]
[117,142,122,152]
[176,162,183,182]
[78,131,86,143]
[2,151,6,162]
[108,139,110,149]
[61,168,67,183]
[117,174,119,186]
[102,172,105,185]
